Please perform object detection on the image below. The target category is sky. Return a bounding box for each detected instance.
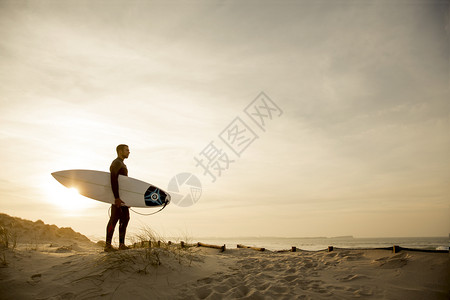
[0,0,449,241]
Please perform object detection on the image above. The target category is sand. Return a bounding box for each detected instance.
[1,214,449,299]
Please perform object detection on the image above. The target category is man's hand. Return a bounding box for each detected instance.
[115,198,125,207]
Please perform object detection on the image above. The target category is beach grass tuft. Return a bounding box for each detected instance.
[0,224,17,250]
[0,224,18,267]
[94,226,199,276]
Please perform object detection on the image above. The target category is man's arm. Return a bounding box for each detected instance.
[110,160,124,207]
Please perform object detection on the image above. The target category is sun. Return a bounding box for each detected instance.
[45,179,97,211]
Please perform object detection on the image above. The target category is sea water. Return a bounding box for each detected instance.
[191,236,449,251]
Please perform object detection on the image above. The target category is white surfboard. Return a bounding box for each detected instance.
[51,170,171,208]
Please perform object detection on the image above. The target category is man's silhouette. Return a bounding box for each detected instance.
[105,144,130,251]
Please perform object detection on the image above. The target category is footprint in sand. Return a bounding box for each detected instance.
[285,267,297,274]
[291,278,309,287]
[197,277,214,284]
[27,273,42,286]
[266,284,289,294]
[264,263,275,271]
[256,282,271,291]
[222,276,239,286]
[282,275,298,282]
[372,253,410,269]
[229,284,251,298]
[195,286,212,299]
[353,287,373,296]
[212,284,229,294]
[338,274,369,282]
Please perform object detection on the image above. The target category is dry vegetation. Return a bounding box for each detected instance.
[0,220,18,266]
[96,225,199,276]
[0,213,199,275]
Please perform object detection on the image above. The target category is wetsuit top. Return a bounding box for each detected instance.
[110,157,128,199]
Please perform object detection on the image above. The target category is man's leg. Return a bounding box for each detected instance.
[106,205,120,248]
[118,206,130,248]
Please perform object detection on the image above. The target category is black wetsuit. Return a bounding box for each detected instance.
[106,157,130,246]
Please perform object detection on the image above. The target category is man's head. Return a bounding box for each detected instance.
[116,144,130,159]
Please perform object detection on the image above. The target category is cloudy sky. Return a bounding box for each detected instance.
[1,0,448,240]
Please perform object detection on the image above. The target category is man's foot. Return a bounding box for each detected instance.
[119,244,130,250]
[104,244,117,252]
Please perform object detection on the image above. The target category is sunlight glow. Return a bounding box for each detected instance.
[44,180,97,212]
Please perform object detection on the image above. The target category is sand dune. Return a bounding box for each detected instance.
[0,214,449,299]
[0,213,93,246]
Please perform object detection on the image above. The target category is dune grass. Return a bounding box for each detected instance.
[0,224,17,250]
[96,225,199,275]
[0,224,18,266]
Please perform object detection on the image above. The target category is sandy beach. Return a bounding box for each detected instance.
[1,214,449,299]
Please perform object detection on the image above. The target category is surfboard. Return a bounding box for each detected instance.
[51,169,171,208]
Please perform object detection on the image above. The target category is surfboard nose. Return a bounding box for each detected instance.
[51,170,73,189]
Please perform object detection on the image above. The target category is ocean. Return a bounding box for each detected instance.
[189,236,449,251]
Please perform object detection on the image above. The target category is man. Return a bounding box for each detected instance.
[105,144,131,252]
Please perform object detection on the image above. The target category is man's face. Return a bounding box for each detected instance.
[121,146,130,159]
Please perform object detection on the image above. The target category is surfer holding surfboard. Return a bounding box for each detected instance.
[105,144,131,252]
[51,146,171,250]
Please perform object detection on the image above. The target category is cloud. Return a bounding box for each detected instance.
[0,0,448,237]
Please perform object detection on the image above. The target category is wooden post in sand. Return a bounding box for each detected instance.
[181,241,185,248]
[237,244,265,252]
[291,246,297,252]
[197,242,226,252]
[393,245,401,253]
[328,246,334,252]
